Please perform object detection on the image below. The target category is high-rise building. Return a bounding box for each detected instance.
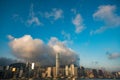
[65,65,69,76]
[47,67,52,78]
[70,64,75,76]
[56,53,60,77]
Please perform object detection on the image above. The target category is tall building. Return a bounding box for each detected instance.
[56,53,60,77]
[65,65,69,76]
[46,67,52,78]
[70,64,75,76]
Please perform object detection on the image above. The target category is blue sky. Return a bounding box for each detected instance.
[0,0,120,71]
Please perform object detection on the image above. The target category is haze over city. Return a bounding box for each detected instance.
[0,0,120,72]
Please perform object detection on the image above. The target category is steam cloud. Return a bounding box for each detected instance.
[8,35,79,66]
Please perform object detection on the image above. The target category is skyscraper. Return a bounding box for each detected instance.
[56,53,60,77]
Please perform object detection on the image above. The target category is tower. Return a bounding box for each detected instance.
[70,64,75,76]
[56,53,60,77]
[65,65,69,76]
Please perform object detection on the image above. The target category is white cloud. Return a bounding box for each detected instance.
[48,37,78,65]
[71,8,77,14]
[12,4,42,26]
[9,35,44,59]
[45,8,63,21]
[8,35,79,66]
[12,14,24,23]
[106,51,120,59]
[92,5,120,34]
[48,37,73,54]
[27,4,42,26]
[90,27,107,35]
[61,30,70,40]
[72,14,85,33]
[7,35,14,40]
[61,30,73,45]
[27,16,41,26]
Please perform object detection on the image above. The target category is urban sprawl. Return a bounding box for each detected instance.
[0,53,120,80]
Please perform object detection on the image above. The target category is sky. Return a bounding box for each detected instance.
[0,0,120,71]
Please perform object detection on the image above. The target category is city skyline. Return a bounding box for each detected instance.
[0,0,120,72]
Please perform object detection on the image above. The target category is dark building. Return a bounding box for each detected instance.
[98,70,104,77]
[80,66,86,77]
[92,69,98,78]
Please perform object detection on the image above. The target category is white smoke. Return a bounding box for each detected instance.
[9,35,79,66]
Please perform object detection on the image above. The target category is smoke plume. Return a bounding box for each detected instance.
[8,35,79,66]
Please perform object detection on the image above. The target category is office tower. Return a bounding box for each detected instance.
[56,53,60,77]
[47,67,52,77]
[65,65,69,76]
[71,64,75,76]
[52,67,56,78]
[19,67,23,77]
[31,63,35,70]
[6,66,9,70]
